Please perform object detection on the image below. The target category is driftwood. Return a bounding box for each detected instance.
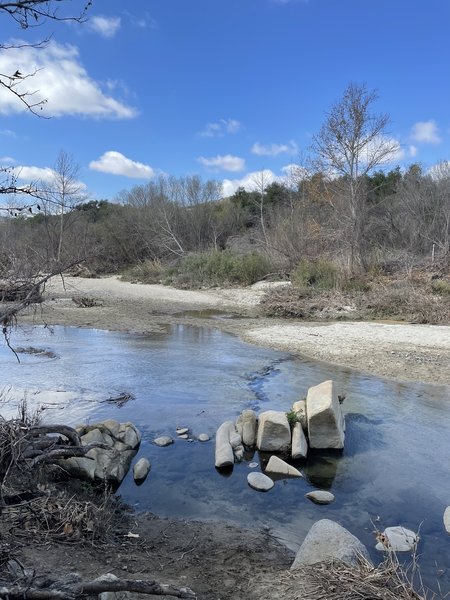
[0,577,196,599]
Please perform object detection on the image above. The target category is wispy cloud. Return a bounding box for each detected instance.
[0,156,16,165]
[124,10,158,29]
[0,129,16,138]
[0,39,136,119]
[199,118,241,138]
[251,140,298,157]
[410,120,441,144]
[198,154,246,172]
[89,151,155,179]
[87,15,122,38]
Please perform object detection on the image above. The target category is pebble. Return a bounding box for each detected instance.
[153,436,174,447]
[176,427,189,435]
[247,472,274,492]
[177,434,188,439]
[248,462,259,468]
[198,433,210,442]
[305,490,335,505]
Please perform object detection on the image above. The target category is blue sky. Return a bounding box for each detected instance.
[1,0,449,200]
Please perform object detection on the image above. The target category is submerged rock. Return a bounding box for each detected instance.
[306,380,345,449]
[375,526,418,552]
[247,472,274,492]
[265,455,302,478]
[256,410,291,452]
[291,519,370,569]
[154,436,174,447]
[305,490,335,504]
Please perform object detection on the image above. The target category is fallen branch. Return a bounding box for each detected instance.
[0,577,196,599]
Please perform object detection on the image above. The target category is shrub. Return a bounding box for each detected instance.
[120,260,164,284]
[166,250,272,288]
[291,259,339,290]
[431,279,450,296]
[286,410,299,427]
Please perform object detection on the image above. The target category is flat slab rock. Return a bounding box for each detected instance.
[265,455,302,478]
[306,490,335,504]
[247,472,274,492]
[375,526,418,552]
[153,436,174,447]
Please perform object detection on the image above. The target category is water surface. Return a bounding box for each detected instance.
[1,323,449,593]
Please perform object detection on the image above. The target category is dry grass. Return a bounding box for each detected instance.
[280,555,430,600]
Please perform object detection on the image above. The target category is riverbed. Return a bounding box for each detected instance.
[1,323,449,594]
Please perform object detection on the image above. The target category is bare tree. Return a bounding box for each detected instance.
[311,83,400,273]
[42,150,86,263]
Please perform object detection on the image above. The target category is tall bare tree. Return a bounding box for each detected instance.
[311,83,400,273]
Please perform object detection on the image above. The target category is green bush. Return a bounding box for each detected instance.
[431,279,450,296]
[166,250,271,288]
[120,260,164,284]
[291,259,339,290]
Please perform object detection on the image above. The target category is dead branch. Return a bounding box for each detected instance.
[0,577,196,599]
[30,443,113,467]
[28,425,81,447]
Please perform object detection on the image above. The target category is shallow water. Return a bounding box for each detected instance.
[1,323,450,593]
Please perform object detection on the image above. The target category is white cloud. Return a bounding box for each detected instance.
[281,163,309,180]
[13,166,56,183]
[198,154,246,172]
[410,121,441,144]
[0,39,136,118]
[251,140,298,157]
[89,151,155,179]
[87,15,121,38]
[409,145,418,158]
[199,118,241,138]
[0,156,16,165]
[222,169,281,197]
[0,129,16,137]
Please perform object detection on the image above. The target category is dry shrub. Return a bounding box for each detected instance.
[285,556,428,600]
[363,281,450,324]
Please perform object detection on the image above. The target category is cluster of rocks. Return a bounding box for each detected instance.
[61,419,142,486]
[215,379,345,469]
[153,427,210,447]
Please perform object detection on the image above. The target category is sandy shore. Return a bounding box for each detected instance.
[22,275,450,386]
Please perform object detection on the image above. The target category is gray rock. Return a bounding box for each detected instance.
[307,380,345,449]
[291,422,308,459]
[256,410,291,452]
[215,421,236,468]
[133,458,151,482]
[265,455,302,478]
[234,444,244,462]
[292,399,308,432]
[247,472,274,492]
[375,526,418,552]
[229,431,242,448]
[176,427,189,435]
[236,409,257,447]
[291,519,370,569]
[61,421,141,485]
[154,436,174,447]
[249,462,258,468]
[177,434,189,439]
[198,433,210,442]
[444,507,450,534]
[305,490,335,504]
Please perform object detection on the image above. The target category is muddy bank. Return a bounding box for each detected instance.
[22,275,450,385]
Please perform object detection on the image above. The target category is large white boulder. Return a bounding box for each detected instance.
[265,455,302,478]
[215,421,236,468]
[256,410,291,452]
[306,380,345,449]
[236,409,257,447]
[291,519,370,569]
[62,420,141,485]
[291,422,308,459]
